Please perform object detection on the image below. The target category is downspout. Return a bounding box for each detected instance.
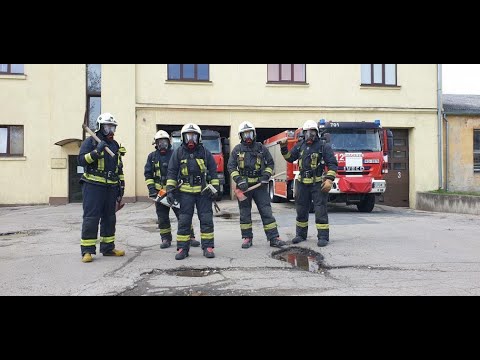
[437,64,443,189]
[444,113,449,191]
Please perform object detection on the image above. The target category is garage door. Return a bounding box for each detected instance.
[382,129,409,207]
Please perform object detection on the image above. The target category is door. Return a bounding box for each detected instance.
[69,155,83,203]
[382,129,409,207]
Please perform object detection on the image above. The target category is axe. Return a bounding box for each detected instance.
[234,171,286,201]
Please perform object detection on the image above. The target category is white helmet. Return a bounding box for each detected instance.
[238,121,256,142]
[152,130,170,145]
[302,120,319,143]
[302,120,319,132]
[96,113,118,132]
[181,123,202,145]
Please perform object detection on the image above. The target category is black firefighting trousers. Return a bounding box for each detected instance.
[238,184,279,241]
[295,181,329,241]
[176,192,214,250]
[155,202,195,241]
[80,182,118,256]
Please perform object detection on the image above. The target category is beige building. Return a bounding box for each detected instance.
[442,94,480,192]
[0,64,440,208]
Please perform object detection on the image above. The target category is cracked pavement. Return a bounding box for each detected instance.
[1,199,480,296]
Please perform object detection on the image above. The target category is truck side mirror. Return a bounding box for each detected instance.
[222,138,230,155]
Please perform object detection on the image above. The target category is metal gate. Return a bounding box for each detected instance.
[382,129,410,207]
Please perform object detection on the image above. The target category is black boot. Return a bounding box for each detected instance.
[242,237,253,249]
[190,237,200,247]
[317,239,329,247]
[203,247,215,258]
[175,248,189,260]
[160,239,172,249]
[292,236,307,244]
[270,237,286,248]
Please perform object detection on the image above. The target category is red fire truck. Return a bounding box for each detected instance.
[172,129,226,200]
[264,120,393,212]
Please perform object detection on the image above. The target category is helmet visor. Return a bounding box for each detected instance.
[156,138,170,149]
[184,133,199,143]
[304,129,317,141]
[102,124,117,135]
[241,130,255,141]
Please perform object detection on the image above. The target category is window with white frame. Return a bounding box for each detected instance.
[361,64,397,86]
[0,126,24,156]
[268,64,306,83]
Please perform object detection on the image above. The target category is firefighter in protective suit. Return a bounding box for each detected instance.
[228,121,286,249]
[280,120,338,247]
[144,130,198,249]
[78,113,126,263]
[166,123,219,260]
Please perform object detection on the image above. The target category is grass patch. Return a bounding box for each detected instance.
[430,189,480,197]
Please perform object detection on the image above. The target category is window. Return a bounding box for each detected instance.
[0,126,24,156]
[86,64,101,130]
[168,64,209,81]
[361,64,397,86]
[0,64,24,74]
[474,130,480,172]
[268,64,306,83]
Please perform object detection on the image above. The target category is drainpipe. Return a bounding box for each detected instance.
[444,113,449,191]
[437,64,443,189]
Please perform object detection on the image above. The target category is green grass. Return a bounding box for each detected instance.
[430,189,480,197]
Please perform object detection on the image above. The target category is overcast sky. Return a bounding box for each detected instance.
[443,64,480,95]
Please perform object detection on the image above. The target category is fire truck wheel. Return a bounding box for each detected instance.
[357,194,375,213]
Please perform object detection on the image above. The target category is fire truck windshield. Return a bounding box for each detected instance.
[327,129,381,152]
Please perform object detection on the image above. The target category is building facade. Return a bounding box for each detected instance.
[0,64,440,208]
[443,94,480,192]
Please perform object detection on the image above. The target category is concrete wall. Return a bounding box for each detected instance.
[444,114,480,192]
[417,192,480,215]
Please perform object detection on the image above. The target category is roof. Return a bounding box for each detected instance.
[443,94,480,115]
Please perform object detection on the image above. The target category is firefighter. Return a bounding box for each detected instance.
[166,123,219,260]
[280,120,338,247]
[144,130,199,249]
[78,113,126,263]
[228,121,286,249]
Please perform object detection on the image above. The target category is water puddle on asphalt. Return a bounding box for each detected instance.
[272,247,325,273]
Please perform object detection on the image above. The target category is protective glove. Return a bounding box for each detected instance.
[260,174,270,184]
[117,181,125,202]
[236,177,248,192]
[148,186,157,199]
[96,140,107,153]
[208,185,220,199]
[167,191,176,206]
[321,179,333,193]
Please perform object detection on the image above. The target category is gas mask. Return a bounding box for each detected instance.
[184,133,199,150]
[241,130,255,145]
[102,124,117,140]
[156,138,170,154]
[304,129,317,145]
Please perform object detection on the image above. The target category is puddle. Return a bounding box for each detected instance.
[166,268,220,277]
[272,247,325,273]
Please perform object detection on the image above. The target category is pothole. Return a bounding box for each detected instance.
[272,247,326,273]
[165,268,221,277]
[0,229,47,240]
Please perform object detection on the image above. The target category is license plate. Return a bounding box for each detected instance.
[345,166,364,172]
